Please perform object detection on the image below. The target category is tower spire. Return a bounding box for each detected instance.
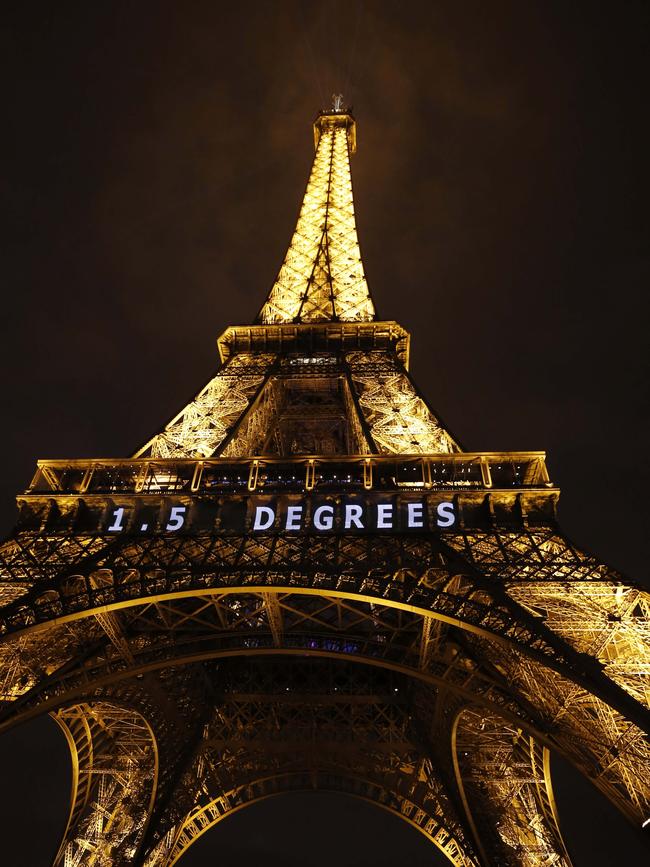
[257,107,376,324]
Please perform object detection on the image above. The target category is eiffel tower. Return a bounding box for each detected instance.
[1,101,648,867]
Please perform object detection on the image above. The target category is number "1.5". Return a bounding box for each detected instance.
[107,505,187,533]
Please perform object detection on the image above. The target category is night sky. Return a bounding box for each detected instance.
[1,2,648,864]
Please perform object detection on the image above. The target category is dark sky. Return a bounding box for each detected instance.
[1,1,648,864]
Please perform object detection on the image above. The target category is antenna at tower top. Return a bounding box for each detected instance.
[332,93,345,112]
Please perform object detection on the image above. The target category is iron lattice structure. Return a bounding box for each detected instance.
[1,106,648,866]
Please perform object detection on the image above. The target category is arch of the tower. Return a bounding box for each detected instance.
[0,564,648,836]
[1,527,649,850]
[143,771,474,867]
[2,529,648,718]
[0,579,638,736]
[0,601,645,867]
[132,655,479,865]
[41,656,480,867]
[41,653,583,867]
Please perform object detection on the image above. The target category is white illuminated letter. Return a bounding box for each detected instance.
[436,501,456,528]
[344,503,364,529]
[407,502,424,528]
[285,505,303,530]
[377,503,393,529]
[253,505,275,531]
[313,505,334,530]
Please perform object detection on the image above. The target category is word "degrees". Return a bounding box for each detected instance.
[252,501,456,532]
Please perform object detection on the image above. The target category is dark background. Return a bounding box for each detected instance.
[1,1,648,864]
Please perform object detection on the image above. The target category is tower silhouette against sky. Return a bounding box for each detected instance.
[0,104,648,866]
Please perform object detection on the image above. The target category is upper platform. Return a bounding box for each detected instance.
[218,320,410,367]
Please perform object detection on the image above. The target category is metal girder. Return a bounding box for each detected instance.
[52,702,158,867]
[453,707,572,866]
[261,591,283,647]
[143,770,476,867]
[134,354,276,460]
[347,350,459,454]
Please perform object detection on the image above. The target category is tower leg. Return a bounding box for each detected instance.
[453,706,572,866]
[52,702,158,867]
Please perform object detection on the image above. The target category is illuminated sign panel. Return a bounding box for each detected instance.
[101,495,457,536]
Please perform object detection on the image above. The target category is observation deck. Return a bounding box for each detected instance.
[17,452,558,535]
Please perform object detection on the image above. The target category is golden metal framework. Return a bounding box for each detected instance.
[258,110,375,324]
[135,354,276,460]
[53,702,158,867]
[0,104,648,865]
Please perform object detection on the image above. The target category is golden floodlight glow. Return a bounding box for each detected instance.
[259,112,375,324]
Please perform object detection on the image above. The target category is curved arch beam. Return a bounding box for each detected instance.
[1,583,648,832]
[5,638,645,840]
[0,646,547,744]
[1,578,646,734]
[143,771,478,867]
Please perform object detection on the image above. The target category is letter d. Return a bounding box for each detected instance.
[253,505,275,531]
